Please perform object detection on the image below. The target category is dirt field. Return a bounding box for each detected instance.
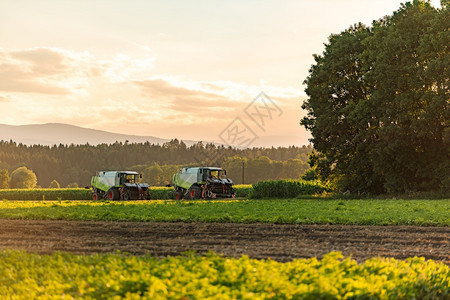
[0,219,448,264]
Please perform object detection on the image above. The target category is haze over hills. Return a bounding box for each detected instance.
[0,123,176,146]
[0,123,305,148]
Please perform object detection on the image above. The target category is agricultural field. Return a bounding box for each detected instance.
[0,197,448,298]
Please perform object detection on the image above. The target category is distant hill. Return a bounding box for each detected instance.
[0,123,304,148]
[0,123,182,146]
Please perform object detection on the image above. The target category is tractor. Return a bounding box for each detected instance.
[172,167,235,200]
[90,171,150,200]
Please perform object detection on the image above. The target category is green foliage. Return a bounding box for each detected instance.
[0,250,447,299]
[301,1,449,194]
[301,169,317,181]
[148,187,173,200]
[0,188,91,200]
[9,166,37,189]
[48,179,60,189]
[143,163,164,186]
[233,184,252,198]
[0,199,448,226]
[252,180,331,198]
[0,169,9,189]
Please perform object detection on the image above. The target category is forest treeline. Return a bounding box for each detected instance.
[0,140,311,187]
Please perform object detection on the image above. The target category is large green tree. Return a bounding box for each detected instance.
[9,166,38,189]
[301,1,448,194]
[302,22,377,192]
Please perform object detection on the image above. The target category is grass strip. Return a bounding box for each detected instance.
[0,198,448,226]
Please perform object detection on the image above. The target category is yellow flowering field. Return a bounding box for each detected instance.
[0,250,448,299]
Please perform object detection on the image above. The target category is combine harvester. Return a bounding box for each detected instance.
[89,171,150,200]
[172,167,236,200]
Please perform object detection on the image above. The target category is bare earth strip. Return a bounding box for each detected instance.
[0,220,448,264]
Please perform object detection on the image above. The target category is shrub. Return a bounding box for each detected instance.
[233,184,252,198]
[0,188,91,200]
[252,179,331,198]
[48,180,60,189]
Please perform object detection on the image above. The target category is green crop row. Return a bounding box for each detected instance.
[0,250,447,299]
[234,184,253,197]
[0,181,328,200]
[252,179,331,198]
[147,185,253,199]
[0,199,448,226]
[0,188,91,200]
[0,185,254,201]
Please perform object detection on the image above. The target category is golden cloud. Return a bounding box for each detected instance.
[134,79,243,113]
[0,48,73,94]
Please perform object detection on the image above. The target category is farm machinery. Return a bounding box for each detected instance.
[172,167,236,200]
[90,171,150,200]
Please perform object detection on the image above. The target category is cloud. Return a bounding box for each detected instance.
[0,47,74,94]
[133,77,305,121]
[0,47,155,95]
[0,95,11,102]
[134,78,241,113]
[10,48,68,75]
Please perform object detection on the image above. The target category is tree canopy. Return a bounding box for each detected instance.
[301,1,449,194]
[9,167,38,189]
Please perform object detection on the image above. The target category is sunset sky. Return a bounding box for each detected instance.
[0,0,441,147]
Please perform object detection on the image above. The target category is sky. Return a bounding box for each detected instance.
[0,0,442,147]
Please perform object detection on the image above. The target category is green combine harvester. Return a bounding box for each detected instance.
[172,167,235,200]
[90,171,150,200]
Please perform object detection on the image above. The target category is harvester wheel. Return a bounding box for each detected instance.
[175,190,183,200]
[188,186,201,200]
[123,191,130,201]
[92,192,100,201]
[106,188,119,200]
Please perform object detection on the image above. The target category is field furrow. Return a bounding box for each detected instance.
[0,219,448,265]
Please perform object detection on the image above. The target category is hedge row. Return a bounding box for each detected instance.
[0,182,327,200]
[145,185,253,200]
[0,188,91,200]
[0,185,254,200]
[252,180,331,198]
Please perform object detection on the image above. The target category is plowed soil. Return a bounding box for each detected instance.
[0,220,448,264]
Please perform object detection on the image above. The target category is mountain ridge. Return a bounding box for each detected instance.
[0,123,304,148]
[0,123,186,146]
